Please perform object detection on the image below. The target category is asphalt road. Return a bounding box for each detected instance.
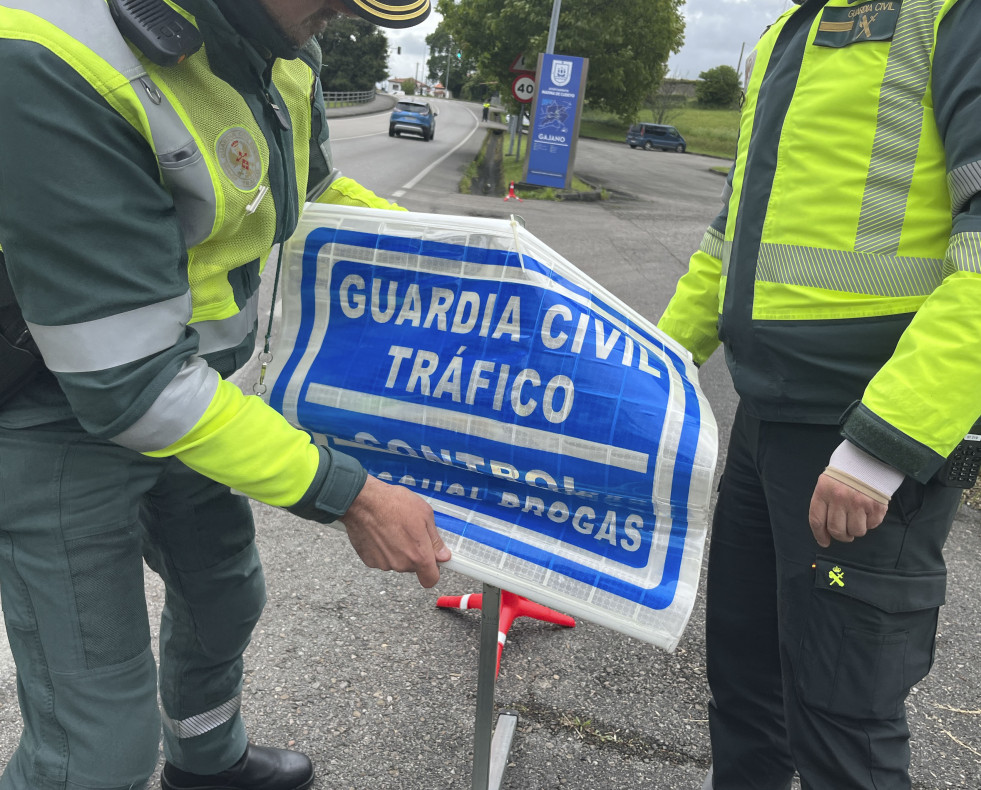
[0,101,978,790]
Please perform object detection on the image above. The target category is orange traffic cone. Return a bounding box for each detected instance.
[504,181,523,202]
[436,590,575,676]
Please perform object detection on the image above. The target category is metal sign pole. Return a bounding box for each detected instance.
[545,0,562,54]
[516,111,524,162]
[471,584,518,790]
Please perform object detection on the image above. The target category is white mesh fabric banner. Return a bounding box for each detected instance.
[264,204,717,650]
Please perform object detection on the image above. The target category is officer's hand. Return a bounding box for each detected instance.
[808,473,888,548]
[340,475,451,588]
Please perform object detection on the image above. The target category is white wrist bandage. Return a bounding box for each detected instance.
[824,440,905,503]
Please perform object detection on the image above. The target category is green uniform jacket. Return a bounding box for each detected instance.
[0,0,395,517]
[658,0,981,482]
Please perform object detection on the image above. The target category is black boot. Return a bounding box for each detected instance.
[161,743,315,790]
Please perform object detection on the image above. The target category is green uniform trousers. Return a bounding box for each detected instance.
[0,419,266,789]
[706,405,961,790]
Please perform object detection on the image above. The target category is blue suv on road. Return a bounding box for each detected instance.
[389,100,438,141]
[626,123,687,153]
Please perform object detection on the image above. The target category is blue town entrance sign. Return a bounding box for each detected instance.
[266,204,718,650]
[524,54,588,190]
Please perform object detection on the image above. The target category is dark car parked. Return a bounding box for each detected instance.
[626,123,687,153]
[389,100,438,141]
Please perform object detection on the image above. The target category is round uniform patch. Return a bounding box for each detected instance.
[216,127,263,191]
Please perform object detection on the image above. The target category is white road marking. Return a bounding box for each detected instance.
[396,112,481,195]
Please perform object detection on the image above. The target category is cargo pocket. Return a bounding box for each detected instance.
[796,558,946,720]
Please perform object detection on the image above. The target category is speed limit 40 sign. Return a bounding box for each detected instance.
[511,73,535,103]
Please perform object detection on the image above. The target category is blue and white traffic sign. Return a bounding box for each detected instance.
[265,204,717,650]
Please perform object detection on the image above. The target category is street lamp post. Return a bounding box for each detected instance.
[519,0,560,161]
[545,0,561,54]
[444,38,453,97]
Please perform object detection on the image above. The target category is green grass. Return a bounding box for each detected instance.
[579,103,740,160]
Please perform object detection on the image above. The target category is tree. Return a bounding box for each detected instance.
[426,27,477,97]
[319,17,388,92]
[436,0,685,121]
[695,65,742,109]
[644,77,692,124]
[401,77,417,96]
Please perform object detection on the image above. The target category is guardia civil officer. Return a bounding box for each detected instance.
[0,1,448,788]
[657,1,981,788]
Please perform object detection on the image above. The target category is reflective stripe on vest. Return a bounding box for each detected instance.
[756,244,943,297]
[853,0,938,257]
[5,0,218,248]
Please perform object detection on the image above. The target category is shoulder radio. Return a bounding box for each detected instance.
[108,0,202,67]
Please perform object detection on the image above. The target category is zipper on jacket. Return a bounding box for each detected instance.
[259,75,299,245]
[264,89,290,131]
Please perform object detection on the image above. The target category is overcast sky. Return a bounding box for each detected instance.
[384,0,796,85]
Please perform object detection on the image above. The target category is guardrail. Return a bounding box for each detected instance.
[322,89,376,108]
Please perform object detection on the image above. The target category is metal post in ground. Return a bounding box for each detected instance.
[471,584,518,790]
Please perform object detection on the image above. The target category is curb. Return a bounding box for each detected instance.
[555,189,605,202]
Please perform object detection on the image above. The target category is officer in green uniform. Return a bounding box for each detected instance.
[0,1,446,789]
[657,1,981,788]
